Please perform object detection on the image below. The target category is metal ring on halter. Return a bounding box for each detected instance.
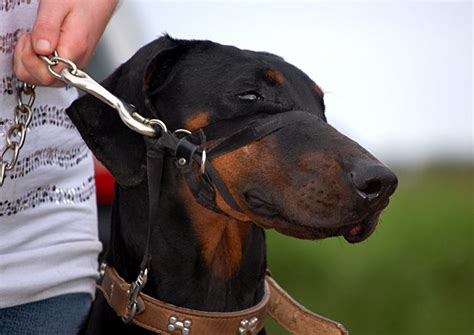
[200,150,207,175]
[173,129,192,136]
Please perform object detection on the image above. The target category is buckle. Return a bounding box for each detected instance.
[121,267,148,324]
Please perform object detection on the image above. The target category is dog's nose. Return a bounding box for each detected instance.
[350,162,398,201]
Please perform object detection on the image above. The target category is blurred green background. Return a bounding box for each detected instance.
[265,166,473,335]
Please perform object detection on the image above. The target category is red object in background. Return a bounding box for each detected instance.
[94,158,115,205]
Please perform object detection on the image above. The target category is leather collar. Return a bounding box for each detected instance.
[98,265,269,334]
[98,265,348,335]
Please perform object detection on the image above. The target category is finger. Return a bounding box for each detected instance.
[12,34,30,82]
[55,10,90,69]
[56,2,117,70]
[31,0,70,55]
[14,32,62,86]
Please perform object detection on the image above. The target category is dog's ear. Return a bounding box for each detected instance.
[66,35,186,187]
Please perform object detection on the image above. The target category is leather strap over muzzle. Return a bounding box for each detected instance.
[149,110,314,217]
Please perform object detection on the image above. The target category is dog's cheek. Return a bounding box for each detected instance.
[210,137,282,202]
[210,137,293,228]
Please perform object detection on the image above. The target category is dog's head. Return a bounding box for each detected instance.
[68,35,397,243]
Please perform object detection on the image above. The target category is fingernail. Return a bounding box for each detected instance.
[36,39,51,53]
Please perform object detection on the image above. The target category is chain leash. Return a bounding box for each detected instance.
[0,83,36,186]
[0,51,170,187]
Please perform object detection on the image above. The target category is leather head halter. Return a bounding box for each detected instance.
[99,109,348,334]
[138,109,316,286]
[174,110,315,215]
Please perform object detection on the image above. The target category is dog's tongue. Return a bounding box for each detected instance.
[348,223,364,236]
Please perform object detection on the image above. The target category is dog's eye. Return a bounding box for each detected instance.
[237,91,264,101]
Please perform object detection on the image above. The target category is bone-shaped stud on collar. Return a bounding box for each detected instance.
[238,317,259,334]
[167,315,192,335]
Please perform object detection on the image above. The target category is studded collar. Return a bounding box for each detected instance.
[98,264,269,334]
[98,264,348,335]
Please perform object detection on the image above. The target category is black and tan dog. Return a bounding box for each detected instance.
[67,35,397,334]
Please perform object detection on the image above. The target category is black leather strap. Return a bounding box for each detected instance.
[140,136,167,272]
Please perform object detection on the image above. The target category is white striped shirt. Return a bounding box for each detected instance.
[0,0,101,308]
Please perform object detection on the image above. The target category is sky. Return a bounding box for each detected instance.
[91,1,473,166]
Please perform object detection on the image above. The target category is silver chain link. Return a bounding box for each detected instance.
[0,82,36,186]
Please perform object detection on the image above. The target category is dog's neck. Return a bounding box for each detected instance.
[106,161,267,312]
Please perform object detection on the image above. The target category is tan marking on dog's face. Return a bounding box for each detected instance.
[314,84,324,98]
[184,111,211,131]
[265,68,285,85]
[209,138,289,229]
[180,180,251,279]
[178,140,274,278]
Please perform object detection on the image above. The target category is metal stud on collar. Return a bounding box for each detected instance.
[167,315,192,335]
[99,261,107,278]
[238,317,259,335]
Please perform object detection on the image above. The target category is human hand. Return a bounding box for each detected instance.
[14,0,118,86]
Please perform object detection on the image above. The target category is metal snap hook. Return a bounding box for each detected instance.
[145,118,168,134]
[121,267,148,324]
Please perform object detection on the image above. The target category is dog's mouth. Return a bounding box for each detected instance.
[340,211,382,243]
[270,212,383,243]
[244,189,387,243]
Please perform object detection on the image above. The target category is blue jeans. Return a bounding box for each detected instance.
[0,293,91,335]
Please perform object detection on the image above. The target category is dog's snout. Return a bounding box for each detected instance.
[350,162,398,201]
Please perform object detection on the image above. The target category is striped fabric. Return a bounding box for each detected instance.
[0,0,101,309]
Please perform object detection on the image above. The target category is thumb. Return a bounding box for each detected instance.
[31,1,69,55]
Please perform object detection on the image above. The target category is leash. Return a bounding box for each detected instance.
[0,83,35,186]
[14,51,348,334]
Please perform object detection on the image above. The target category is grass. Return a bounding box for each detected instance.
[265,166,473,335]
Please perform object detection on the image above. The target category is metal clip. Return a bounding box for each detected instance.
[60,68,158,137]
[121,268,148,323]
